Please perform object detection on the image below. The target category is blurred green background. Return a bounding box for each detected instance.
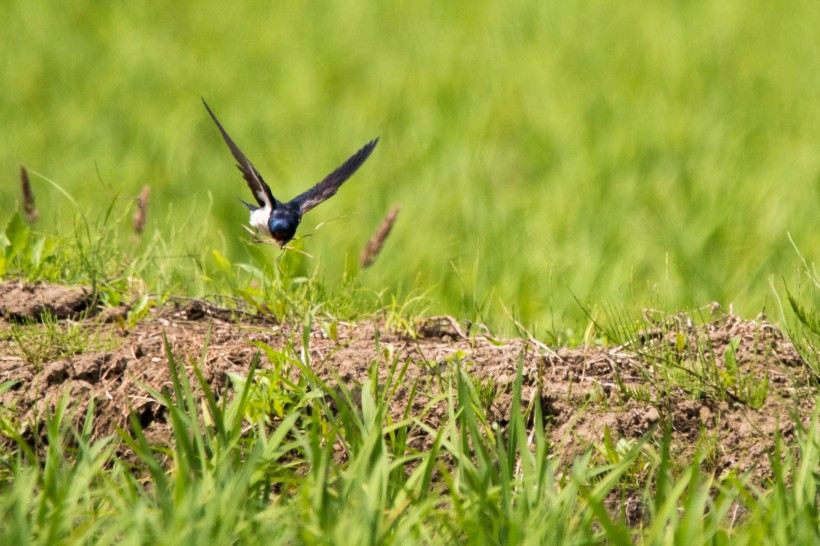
[2,0,820,334]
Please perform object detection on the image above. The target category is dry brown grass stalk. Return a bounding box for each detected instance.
[20,166,39,223]
[360,204,400,268]
[133,185,151,234]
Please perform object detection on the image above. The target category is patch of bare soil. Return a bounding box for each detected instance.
[0,281,815,485]
[0,281,92,321]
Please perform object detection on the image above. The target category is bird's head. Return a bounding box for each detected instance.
[268,208,301,246]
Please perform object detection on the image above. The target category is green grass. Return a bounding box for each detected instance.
[3,0,820,333]
[2,330,820,544]
[3,203,817,543]
[4,1,820,542]
[586,302,777,409]
[3,309,116,370]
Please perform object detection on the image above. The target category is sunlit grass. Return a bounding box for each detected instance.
[2,205,820,542]
[4,3,820,541]
[1,324,819,544]
[3,0,820,332]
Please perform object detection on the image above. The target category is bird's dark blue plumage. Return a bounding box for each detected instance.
[203,98,378,247]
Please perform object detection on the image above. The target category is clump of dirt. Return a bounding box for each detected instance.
[0,281,93,321]
[0,282,814,485]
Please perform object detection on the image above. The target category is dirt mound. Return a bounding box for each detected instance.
[0,282,814,484]
[0,281,92,321]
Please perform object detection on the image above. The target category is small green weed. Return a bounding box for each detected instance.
[594,304,774,409]
[5,310,116,370]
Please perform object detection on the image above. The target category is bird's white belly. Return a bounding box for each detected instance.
[249,207,271,234]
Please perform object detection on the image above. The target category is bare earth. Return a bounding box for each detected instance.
[0,281,814,487]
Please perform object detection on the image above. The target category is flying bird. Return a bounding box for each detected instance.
[203,98,378,247]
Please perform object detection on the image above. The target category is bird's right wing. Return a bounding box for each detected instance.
[202,99,277,210]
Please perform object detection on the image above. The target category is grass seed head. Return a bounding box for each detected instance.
[20,165,39,224]
[133,185,151,234]
[360,204,400,269]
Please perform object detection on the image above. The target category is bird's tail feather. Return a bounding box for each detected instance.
[236,197,258,211]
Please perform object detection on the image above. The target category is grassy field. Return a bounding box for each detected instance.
[3,0,820,335]
[1,296,820,544]
[2,1,820,543]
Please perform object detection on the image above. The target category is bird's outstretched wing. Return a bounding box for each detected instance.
[202,98,277,210]
[289,138,378,214]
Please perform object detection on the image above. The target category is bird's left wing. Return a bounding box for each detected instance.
[289,138,379,215]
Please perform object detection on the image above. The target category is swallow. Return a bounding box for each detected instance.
[203,98,378,247]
